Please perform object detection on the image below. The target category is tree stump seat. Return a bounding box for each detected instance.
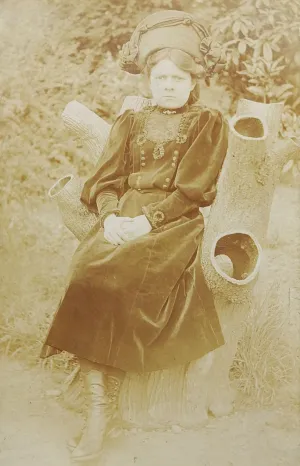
[48,96,299,429]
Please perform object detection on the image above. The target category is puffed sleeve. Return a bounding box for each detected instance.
[80,109,134,226]
[142,109,228,229]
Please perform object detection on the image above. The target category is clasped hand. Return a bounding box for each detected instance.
[103,214,152,245]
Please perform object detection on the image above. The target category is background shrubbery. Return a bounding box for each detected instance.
[210,0,300,138]
[0,0,299,407]
[0,0,299,202]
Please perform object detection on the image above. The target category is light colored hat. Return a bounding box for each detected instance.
[119,10,222,78]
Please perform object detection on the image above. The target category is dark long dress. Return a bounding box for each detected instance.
[40,103,229,373]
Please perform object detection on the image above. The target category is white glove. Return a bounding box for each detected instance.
[103,214,134,245]
[121,215,152,241]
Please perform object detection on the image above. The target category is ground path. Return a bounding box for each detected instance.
[0,357,299,466]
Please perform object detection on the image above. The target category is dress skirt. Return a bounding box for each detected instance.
[40,188,225,372]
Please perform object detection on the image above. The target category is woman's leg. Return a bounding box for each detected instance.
[69,358,125,463]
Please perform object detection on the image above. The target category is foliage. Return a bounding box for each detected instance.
[231,281,297,405]
[211,0,300,137]
[0,200,77,367]
[1,0,298,206]
[0,0,177,204]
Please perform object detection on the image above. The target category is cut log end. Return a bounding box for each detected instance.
[230,115,268,141]
[211,231,262,285]
[48,174,74,198]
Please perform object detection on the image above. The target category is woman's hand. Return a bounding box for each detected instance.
[121,215,152,241]
[103,214,134,245]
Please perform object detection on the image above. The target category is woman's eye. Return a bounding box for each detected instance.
[155,76,183,81]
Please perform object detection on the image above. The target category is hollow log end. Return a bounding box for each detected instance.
[230,114,268,141]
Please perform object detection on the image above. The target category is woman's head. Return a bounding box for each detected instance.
[120,11,223,99]
[142,48,203,108]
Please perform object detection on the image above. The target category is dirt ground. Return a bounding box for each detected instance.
[0,356,299,466]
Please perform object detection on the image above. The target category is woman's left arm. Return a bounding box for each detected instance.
[142,109,228,229]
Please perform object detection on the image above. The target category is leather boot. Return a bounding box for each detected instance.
[70,369,109,463]
[103,373,124,435]
[67,371,125,450]
[67,372,124,452]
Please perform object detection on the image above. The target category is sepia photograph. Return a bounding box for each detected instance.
[0,0,299,465]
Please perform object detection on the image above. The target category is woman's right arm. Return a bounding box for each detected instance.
[80,109,134,227]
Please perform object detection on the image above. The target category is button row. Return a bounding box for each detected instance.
[138,147,179,191]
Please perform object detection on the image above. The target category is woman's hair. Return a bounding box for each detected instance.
[141,48,205,105]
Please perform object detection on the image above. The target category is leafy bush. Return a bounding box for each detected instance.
[211,0,300,137]
[0,0,179,204]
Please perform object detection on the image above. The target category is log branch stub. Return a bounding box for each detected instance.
[48,174,98,241]
[201,114,268,302]
[62,100,111,165]
[236,99,284,142]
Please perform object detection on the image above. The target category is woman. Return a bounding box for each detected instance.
[40,10,228,464]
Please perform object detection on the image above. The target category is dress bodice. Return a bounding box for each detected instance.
[127,105,202,193]
[80,103,229,228]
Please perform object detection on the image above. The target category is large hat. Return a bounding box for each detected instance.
[119,10,222,77]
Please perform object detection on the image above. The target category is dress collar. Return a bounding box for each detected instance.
[155,103,189,115]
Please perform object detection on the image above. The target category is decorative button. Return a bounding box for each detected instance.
[152,210,165,227]
[173,156,177,161]
[163,184,167,188]
[173,150,179,156]
[172,163,176,167]
[141,150,145,155]
[141,162,146,167]
[165,177,170,182]
[141,156,146,160]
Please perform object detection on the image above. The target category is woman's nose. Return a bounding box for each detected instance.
[164,78,174,89]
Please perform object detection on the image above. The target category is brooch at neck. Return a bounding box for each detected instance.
[161,109,177,115]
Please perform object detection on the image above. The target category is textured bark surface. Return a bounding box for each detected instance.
[48,174,98,242]
[49,96,300,429]
[62,100,111,165]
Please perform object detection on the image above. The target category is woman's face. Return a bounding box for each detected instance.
[149,59,195,109]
